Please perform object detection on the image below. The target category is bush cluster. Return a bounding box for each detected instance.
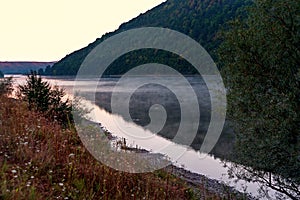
[18,71,72,126]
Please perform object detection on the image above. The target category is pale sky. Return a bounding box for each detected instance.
[0,0,165,61]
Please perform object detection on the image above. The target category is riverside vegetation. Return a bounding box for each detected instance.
[42,0,299,199]
[1,0,299,199]
[0,73,247,199]
[219,0,299,199]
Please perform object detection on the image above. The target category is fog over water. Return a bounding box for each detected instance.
[10,75,282,199]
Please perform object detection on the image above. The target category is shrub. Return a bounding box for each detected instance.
[0,76,13,97]
[19,71,72,126]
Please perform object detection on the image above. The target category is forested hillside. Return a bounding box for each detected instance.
[46,0,250,75]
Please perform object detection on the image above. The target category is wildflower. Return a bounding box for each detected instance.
[68,153,75,157]
[11,169,17,174]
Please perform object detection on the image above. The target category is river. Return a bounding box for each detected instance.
[9,74,287,199]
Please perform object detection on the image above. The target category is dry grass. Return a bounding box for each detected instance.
[0,96,229,200]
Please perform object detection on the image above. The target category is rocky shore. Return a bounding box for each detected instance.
[91,120,255,199]
[165,165,255,200]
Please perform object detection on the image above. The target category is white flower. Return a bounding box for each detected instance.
[11,169,17,174]
[68,153,75,157]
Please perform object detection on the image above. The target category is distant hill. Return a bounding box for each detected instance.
[46,0,251,75]
[0,62,56,74]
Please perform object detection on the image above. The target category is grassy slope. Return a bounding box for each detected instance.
[0,96,233,200]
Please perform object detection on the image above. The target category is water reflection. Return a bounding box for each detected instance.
[92,76,234,159]
[10,75,283,199]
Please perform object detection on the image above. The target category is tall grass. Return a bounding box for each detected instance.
[0,95,232,199]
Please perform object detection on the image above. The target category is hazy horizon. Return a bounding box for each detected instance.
[0,0,165,62]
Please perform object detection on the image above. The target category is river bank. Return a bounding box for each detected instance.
[0,96,217,199]
[90,120,255,200]
[165,165,254,200]
[7,75,262,199]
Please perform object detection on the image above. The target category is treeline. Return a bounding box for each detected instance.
[43,0,251,75]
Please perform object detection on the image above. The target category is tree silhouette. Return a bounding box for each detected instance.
[19,71,72,126]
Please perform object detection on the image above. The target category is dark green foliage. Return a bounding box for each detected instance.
[19,72,51,112]
[19,71,73,126]
[45,0,251,76]
[0,77,13,96]
[48,85,73,125]
[219,0,299,198]
[105,49,198,75]
[44,65,51,74]
[37,68,44,75]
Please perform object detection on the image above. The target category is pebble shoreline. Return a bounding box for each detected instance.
[165,165,256,200]
[93,121,255,199]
